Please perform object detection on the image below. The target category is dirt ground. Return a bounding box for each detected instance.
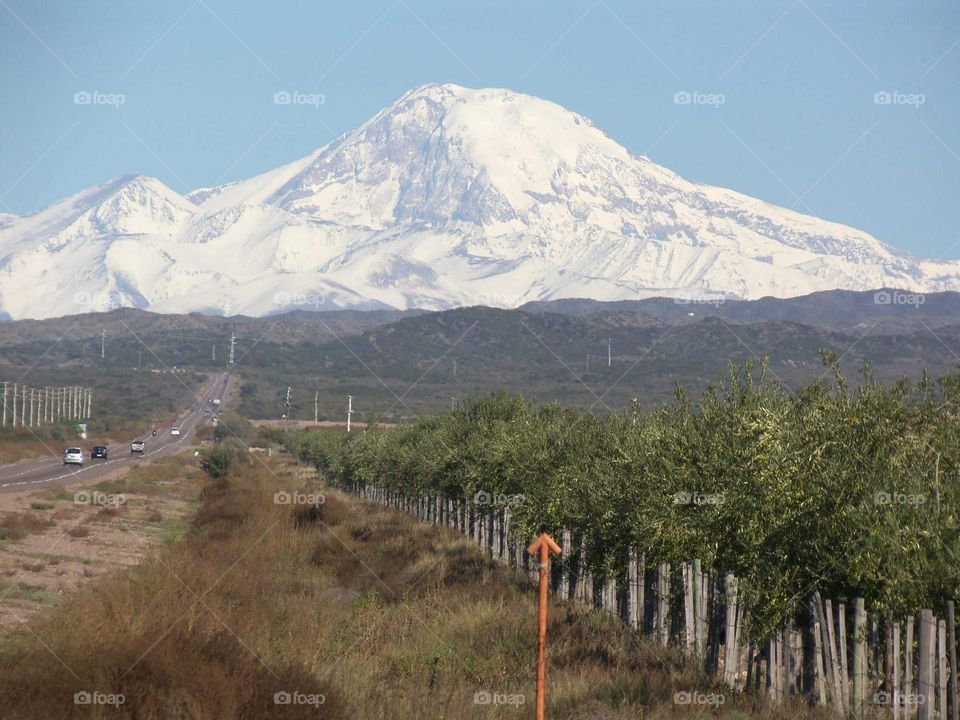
[0,458,200,629]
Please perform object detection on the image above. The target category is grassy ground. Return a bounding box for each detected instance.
[0,454,835,719]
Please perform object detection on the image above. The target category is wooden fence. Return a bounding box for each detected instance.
[352,483,959,719]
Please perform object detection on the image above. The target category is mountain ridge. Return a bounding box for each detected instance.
[1,82,958,320]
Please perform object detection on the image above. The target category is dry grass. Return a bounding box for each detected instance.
[0,512,55,542]
[0,456,837,719]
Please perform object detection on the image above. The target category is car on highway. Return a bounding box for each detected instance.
[171,427,181,436]
[91,445,108,460]
[63,447,84,466]
[131,440,145,454]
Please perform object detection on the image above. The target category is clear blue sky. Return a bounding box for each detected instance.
[1,0,957,260]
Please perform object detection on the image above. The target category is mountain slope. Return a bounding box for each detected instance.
[2,83,958,320]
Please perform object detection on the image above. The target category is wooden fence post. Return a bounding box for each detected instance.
[853,598,867,718]
[683,563,694,652]
[811,596,827,705]
[839,602,850,715]
[893,621,900,720]
[724,574,740,688]
[918,609,935,720]
[939,618,948,720]
[823,597,844,715]
[948,600,958,720]
[657,562,670,647]
[627,548,640,630]
[906,615,915,718]
[604,575,617,617]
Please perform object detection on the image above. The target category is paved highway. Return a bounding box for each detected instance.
[0,373,232,493]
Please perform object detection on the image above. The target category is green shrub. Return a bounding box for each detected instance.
[200,445,240,480]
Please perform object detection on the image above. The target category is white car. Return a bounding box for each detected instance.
[63,447,84,466]
[170,427,181,436]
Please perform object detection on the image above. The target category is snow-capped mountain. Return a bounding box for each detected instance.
[2,83,958,320]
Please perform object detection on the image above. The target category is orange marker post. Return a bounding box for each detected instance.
[527,532,562,720]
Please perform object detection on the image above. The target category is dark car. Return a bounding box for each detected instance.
[91,445,108,460]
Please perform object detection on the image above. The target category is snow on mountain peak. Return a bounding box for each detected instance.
[1,84,958,320]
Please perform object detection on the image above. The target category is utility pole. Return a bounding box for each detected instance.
[451,396,456,412]
[101,329,106,360]
[228,333,236,365]
[284,386,291,434]
[29,388,35,428]
[10,384,17,428]
[453,358,457,378]
[2,381,7,428]
[21,385,27,427]
[212,344,216,363]
[138,351,142,369]
[314,391,319,424]
[346,395,353,433]
[608,338,611,367]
